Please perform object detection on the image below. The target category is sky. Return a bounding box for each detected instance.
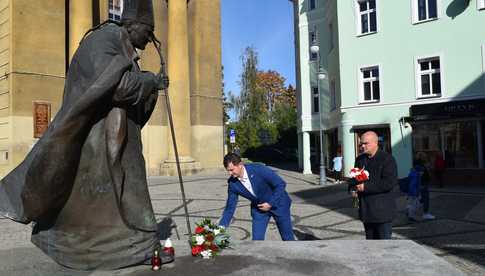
[221,0,296,119]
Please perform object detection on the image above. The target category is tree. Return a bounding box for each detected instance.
[256,70,286,114]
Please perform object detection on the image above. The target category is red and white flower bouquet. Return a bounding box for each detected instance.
[349,167,370,208]
[190,218,231,259]
[349,167,369,182]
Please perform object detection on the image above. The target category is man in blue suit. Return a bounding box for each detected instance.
[219,153,295,240]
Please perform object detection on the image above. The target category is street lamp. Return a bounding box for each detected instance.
[310,39,327,185]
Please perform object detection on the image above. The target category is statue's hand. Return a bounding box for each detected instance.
[156,73,169,90]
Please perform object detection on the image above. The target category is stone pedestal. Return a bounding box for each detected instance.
[160,158,201,176]
[1,240,464,275]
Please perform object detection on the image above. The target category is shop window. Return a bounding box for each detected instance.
[356,0,377,35]
[412,0,439,23]
[413,121,478,168]
[416,56,442,98]
[312,87,319,113]
[109,0,123,22]
[359,66,380,103]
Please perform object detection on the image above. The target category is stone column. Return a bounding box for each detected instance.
[69,0,92,61]
[302,131,312,174]
[188,0,223,169]
[99,0,109,22]
[162,0,199,175]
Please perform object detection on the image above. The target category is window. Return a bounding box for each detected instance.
[312,87,319,113]
[309,30,318,60]
[412,0,438,23]
[413,121,479,168]
[478,0,485,10]
[109,0,123,22]
[359,66,380,103]
[330,80,336,111]
[309,0,316,11]
[416,57,442,98]
[356,0,377,35]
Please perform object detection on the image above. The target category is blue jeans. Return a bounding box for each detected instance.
[363,222,392,240]
[420,187,430,213]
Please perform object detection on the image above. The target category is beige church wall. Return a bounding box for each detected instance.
[191,125,223,169]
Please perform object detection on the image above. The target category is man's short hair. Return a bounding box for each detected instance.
[223,153,241,168]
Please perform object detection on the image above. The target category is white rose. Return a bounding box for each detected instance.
[213,228,221,236]
[195,235,205,245]
[201,250,212,259]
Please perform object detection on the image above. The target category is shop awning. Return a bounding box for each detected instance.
[409,98,485,121]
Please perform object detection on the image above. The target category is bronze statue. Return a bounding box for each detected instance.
[0,0,172,270]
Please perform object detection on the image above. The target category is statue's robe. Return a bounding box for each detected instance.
[0,23,160,270]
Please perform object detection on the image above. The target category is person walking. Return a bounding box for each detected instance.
[332,149,343,184]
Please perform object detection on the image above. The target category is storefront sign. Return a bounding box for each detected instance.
[410,99,485,120]
[33,101,51,138]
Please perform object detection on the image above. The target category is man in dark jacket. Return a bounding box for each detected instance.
[350,131,398,239]
[0,0,170,270]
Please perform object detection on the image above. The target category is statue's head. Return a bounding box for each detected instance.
[121,0,155,50]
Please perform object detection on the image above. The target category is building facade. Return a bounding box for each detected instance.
[0,0,223,178]
[294,0,485,182]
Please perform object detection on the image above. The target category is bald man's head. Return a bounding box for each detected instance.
[360,131,379,157]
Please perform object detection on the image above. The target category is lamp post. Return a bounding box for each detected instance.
[310,40,327,185]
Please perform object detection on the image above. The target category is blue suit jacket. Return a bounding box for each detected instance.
[219,164,292,227]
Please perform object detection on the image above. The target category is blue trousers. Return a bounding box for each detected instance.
[363,222,392,240]
[252,210,294,241]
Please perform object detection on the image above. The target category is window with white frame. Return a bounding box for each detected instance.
[356,0,377,35]
[109,0,123,22]
[312,87,319,113]
[359,66,380,103]
[309,30,317,60]
[478,0,485,10]
[416,57,442,98]
[412,0,438,23]
[330,80,336,111]
[309,0,316,11]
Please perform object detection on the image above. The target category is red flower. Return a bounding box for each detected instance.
[206,234,214,242]
[355,173,369,182]
[191,245,203,256]
[210,244,219,252]
[195,226,204,234]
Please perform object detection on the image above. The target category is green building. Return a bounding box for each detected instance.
[293,0,485,183]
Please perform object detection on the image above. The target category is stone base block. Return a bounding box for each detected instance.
[160,158,201,176]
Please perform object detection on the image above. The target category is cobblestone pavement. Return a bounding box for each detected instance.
[0,166,484,275]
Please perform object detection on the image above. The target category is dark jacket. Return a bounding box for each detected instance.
[354,150,398,223]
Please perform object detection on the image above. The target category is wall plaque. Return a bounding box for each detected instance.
[33,101,51,138]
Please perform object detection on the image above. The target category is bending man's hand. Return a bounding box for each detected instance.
[257,202,272,212]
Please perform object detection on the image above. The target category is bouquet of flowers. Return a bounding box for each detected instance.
[349,167,370,208]
[190,218,231,259]
[349,167,369,182]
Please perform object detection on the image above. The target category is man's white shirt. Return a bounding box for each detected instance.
[238,166,256,196]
